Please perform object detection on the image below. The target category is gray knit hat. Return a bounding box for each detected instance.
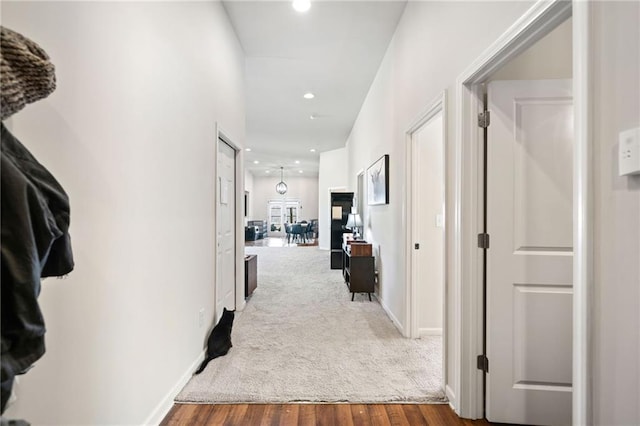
[1,26,56,120]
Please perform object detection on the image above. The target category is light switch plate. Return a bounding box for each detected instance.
[619,127,640,176]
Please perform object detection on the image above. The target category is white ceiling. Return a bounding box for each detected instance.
[222,0,407,177]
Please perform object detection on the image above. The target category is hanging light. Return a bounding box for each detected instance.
[275,167,288,195]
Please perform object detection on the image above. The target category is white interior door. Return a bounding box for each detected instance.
[486,79,573,425]
[411,113,445,337]
[216,139,236,317]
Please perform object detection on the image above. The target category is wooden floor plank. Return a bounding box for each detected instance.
[385,404,411,426]
[240,404,266,425]
[335,404,356,426]
[298,404,317,426]
[367,404,392,426]
[278,404,300,426]
[315,403,337,426]
[224,404,249,425]
[161,403,492,425]
[202,404,230,425]
[350,404,372,426]
[400,404,429,425]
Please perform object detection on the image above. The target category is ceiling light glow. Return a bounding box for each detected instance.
[253,160,259,164]
[303,92,314,99]
[245,148,252,152]
[295,160,300,164]
[310,148,316,152]
[299,170,303,173]
[292,0,311,13]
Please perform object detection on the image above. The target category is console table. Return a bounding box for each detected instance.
[342,242,375,301]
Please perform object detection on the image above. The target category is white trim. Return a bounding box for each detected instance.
[572,2,592,424]
[379,296,406,337]
[446,384,457,411]
[419,328,443,337]
[141,350,205,425]
[453,0,577,419]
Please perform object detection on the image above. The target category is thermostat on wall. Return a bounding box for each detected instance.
[619,127,640,176]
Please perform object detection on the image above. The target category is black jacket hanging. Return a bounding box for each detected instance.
[1,124,74,412]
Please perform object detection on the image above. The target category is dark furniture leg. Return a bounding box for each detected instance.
[351,292,355,301]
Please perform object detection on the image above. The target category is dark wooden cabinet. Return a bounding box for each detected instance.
[342,243,375,301]
[244,254,257,298]
[330,192,353,269]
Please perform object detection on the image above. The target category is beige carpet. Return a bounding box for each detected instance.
[175,246,445,404]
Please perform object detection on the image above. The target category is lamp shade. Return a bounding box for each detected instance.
[346,213,362,229]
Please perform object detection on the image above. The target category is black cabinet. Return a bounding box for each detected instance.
[244,254,257,298]
[330,192,353,269]
[342,244,375,301]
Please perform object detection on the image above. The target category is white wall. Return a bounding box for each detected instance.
[249,175,319,223]
[318,148,348,249]
[345,0,534,394]
[591,2,640,425]
[1,2,245,424]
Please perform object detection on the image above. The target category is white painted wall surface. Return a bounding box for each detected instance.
[591,2,640,425]
[318,148,348,249]
[249,175,319,223]
[1,2,245,424]
[344,0,535,390]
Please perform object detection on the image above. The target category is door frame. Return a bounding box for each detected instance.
[453,0,592,422]
[404,91,447,393]
[214,123,246,317]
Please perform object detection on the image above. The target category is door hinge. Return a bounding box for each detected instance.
[477,233,490,249]
[478,111,490,128]
[477,354,489,373]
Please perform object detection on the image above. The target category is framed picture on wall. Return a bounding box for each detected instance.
[367,154,389,205]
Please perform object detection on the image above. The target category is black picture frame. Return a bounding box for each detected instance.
[367,154,389,205]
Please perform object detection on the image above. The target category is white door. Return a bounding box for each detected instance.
[411,113,445,337]
[216,139,236,317]
[486,79,573,425]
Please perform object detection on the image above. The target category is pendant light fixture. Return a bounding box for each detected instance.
[275,167,288,195]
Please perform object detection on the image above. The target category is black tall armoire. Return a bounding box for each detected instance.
[330,192,354,269]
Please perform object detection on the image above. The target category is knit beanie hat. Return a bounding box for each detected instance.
[1,26,56,120]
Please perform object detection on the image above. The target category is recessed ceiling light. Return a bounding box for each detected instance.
[310,148,316,153]
[253,160,259,164]
[295,160,300,164]
[245,148,252,152]
[292,0,310,13]
[299,170,303,173]
[303,92,314,99]
[266,170,270,173]
[309,115,316,120]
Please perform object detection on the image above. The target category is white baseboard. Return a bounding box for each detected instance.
[446,384,457,412]
[419,327,443,337]
[378,296,406,337]
[142,350,205,426]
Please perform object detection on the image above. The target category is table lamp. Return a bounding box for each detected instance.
[346,212,363,239]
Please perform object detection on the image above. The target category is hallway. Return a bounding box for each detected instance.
[175,246,444,404]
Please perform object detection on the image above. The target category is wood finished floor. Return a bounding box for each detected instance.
[161,403,491,425]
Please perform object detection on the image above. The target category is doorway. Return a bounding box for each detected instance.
[216,132,239,320]
[405,92,447,396]
[452,1,592,423]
